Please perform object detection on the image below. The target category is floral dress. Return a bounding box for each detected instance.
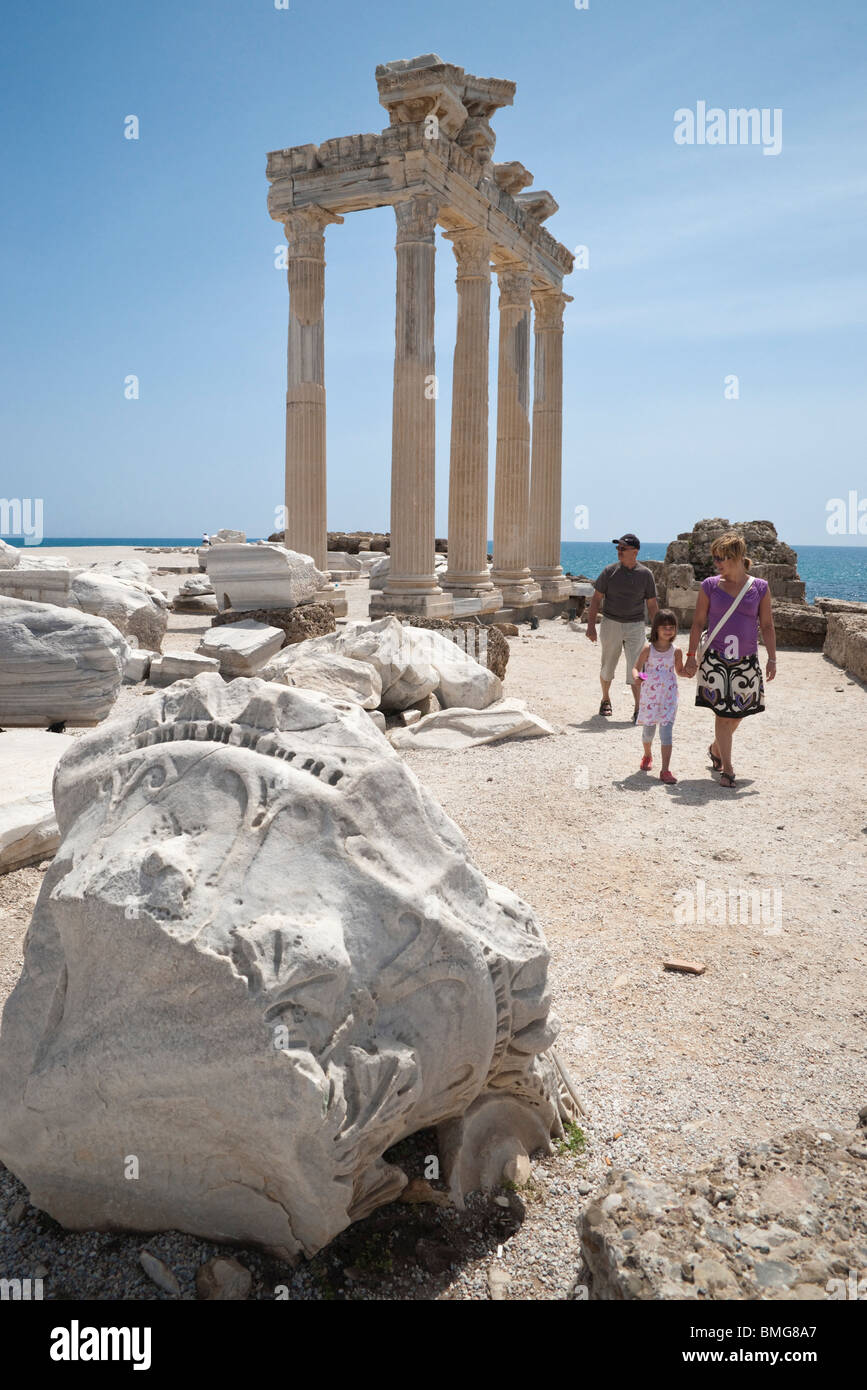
[637,643,678,725]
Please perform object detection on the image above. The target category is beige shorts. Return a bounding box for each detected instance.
[599,617,646,684]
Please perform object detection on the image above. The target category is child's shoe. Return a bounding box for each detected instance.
[640,754,652,771]
[660,770,677,784]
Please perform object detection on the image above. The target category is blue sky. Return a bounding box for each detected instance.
[0,0,865,544]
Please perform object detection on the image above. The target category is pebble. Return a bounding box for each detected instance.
[139,1250,181,1297]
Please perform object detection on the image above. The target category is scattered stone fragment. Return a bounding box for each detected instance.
[148,652,220,686]
[195,1256,252,1301]
[663,959,707,975]
[399,1178,451,1208]
[139,1250,181,1297]
[488,1264,511,1300]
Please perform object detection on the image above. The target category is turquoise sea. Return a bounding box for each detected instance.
[5,537,867,603]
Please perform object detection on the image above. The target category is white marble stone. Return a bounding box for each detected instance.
[206,544,326,612]
[0,538,21,569]
[387,698,554,749]
[70,573,168,653]
[261,649,383,709]
[0,674,564,1257]
[197,621,285,677]
[0,729,74,874]
[0,564,71,605]
[0,597,128,727]
[123,649,153,683]
[148,652,220,686]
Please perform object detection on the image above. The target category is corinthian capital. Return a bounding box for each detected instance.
[394,194,443,244]
[445,227,493,279]
[531,287,571,330]
[496,266,532,309]
[281,206,344,259]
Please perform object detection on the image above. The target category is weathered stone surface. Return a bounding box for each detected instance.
[206,544,326,613]
[148,652,221,686]
[211,603,336,646]
[368,556,390,591]
[260,649,382,709]
[824,612,867,682]
[0,730,74,874]
[0,674,566,1259]
[0,538,20,569]
[578,1123,867,1300]
[197,621,285,677]
[70,573,169,653]
[389,616,510,681]
[659,519,807,627]
[387,698,554,750]
[0,561,71,605]
[0,597,128,727]
[771,603,827,649]
[212,529,246,544]
[196,1256,252,1301]
[123,649,153,684]
[815,597,867,617]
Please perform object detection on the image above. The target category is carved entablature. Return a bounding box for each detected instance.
[492,162,534,195]
[375,55,468,138]
[266,57,575,289]
[515,190,559,223]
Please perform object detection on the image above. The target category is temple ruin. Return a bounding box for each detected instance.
[267,54,575,620]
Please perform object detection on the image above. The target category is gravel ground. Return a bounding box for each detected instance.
[0,570,864,1300]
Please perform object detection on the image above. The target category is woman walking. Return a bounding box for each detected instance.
[683,532,777,788]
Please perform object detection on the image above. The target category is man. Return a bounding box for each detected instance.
[585,533,658,720]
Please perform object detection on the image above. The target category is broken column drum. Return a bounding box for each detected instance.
[269,55,575,617]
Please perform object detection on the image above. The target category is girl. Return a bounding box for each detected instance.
[631,608,685,783]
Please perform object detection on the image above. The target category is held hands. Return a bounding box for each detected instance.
[683,654,698,679]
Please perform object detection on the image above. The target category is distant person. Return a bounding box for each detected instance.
[683,532,777,788]
[585,533,658,719]
[202,532,210,546]
[631,609,686,783]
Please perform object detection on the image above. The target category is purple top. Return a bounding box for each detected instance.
[701,575,768,658]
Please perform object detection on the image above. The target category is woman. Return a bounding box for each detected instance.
[683,532,777,788]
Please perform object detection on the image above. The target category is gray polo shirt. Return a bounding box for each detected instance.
[595,562,657,622]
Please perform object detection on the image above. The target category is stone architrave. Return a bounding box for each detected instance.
[491,268,541,607]
[441,228,501,613]
[282,205,348,619]
[370,195,454,619]
[529,287,571,602]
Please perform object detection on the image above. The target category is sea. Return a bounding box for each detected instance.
[5,538,867,604]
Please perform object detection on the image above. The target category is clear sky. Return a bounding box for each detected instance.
[1,0,864,544]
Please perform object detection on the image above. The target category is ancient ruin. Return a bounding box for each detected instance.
[0,675,571,1257]
[268,55,574,621]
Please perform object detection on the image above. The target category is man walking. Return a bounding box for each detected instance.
[585,533,658,719]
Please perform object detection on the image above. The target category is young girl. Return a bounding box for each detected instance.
[631,608,685,783]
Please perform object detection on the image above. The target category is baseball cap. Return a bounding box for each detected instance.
[612,533,640,549]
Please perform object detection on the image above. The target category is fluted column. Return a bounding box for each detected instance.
[372,194,453,618]
[491,266,541,606]
[282,205,347,615]
[529,286,572,602]
[441,228,501,612]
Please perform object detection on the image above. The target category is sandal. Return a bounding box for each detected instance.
[719,771,736,788]
[708,744,723,771]
[599,699,613,717]
[660,770,678,784]
[640,754,652,771]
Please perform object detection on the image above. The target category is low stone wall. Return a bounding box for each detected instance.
[772,603,827,649]
[824,612,867,683]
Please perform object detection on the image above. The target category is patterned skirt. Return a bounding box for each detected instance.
[695,650,765,718]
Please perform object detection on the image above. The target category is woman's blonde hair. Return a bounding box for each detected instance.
[710,531,751,570]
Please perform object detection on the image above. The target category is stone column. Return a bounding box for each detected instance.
[491,266,541,607]
[282,204,347,616]
[371,194,453,618]
[441,228,501,613]
[529,287,572,603]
